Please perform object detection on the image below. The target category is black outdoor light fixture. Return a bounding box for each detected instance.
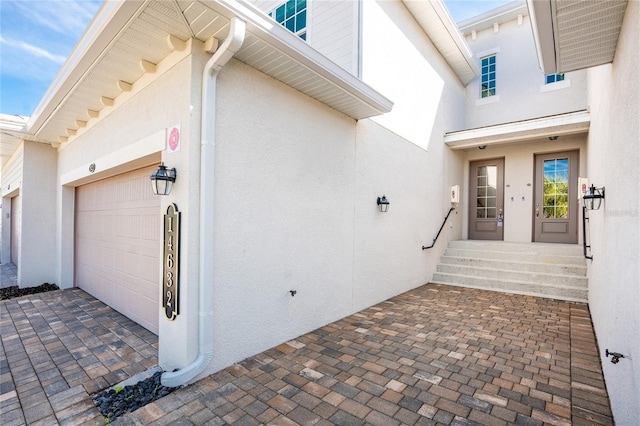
[150,163,177,196]
[583,184,605,210]
[377,195,390,212]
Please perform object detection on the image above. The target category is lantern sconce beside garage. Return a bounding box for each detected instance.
[150,163,177,196]
[583,185,605,210]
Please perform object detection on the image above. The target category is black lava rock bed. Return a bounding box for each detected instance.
[92,371,177,421]
[0,283,60,300]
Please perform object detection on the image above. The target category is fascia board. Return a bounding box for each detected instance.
[444,110,589,149]
[403,0,479,85]
[27,0,146,135]
[203,0,393,116]
[429,0,480,83]
[526,0,558,74]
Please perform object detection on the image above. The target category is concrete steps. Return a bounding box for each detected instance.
[432,240,588,302]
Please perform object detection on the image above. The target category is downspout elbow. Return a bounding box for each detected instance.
[161,17,246,388]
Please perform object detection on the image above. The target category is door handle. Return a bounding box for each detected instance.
[536,203,539,218]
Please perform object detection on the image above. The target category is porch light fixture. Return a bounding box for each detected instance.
[377,195,390,212]
[150,163,177,196]
[583,184,605,210]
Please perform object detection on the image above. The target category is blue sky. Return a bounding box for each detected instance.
[0,0,512,117]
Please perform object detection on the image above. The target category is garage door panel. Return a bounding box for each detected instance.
[76,165,160,334]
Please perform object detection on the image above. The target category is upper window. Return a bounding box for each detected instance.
[546,73,565,84]
[269,0,307,40]
[481,55,496,98]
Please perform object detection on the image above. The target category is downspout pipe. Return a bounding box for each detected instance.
[162,17,246,388]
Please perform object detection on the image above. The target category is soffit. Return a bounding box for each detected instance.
[33,1,192,144]
[31,0,392,147]
[528,0,628,74]
[0,115,28,170]
[402,0,479,85]
[444,110,590,150]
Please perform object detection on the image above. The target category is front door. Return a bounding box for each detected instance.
[534,151,578,243]
[469,158,504,240]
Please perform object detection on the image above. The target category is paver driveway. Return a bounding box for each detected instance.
[115,284,613,425]
[1,284,613,425]
[1,288,158,425]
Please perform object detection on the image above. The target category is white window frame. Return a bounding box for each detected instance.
[269,0,308,41]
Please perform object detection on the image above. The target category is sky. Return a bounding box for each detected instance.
[0,0,513,118]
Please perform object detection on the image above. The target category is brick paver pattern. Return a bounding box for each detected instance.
[114,284,613,426]
[0,289,158,425]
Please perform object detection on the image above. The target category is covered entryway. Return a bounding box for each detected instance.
[75,165,161,334]
[469,158,504,240]
[534,150,579,243]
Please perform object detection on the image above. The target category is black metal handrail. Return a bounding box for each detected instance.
[582,206,593,260]
[422,207,455,250]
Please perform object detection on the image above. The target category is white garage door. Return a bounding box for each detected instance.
[75,165,161,334]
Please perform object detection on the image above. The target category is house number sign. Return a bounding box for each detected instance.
[163,204,180,320]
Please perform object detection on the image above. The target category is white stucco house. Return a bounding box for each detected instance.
[0,0,637,422]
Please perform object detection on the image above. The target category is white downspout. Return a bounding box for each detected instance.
[162,17,246,388]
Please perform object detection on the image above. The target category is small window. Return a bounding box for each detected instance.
[481,55,496,98]
[546,73,565,84]
[269,0,307,40]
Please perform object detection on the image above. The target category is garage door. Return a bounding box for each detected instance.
[75,165,160,334]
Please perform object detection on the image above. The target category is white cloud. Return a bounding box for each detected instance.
[10,0,99,35]
[0,35,66,64]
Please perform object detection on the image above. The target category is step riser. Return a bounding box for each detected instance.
[432,274,587,301]
[436,264,587,287]
[444,248,585,265]
[440,256,586,276]
[447,241,584,256]
[434,241,588,302]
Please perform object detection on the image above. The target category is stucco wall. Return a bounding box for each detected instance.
[462,136,587,243]
[19,142,57,286]
[463,14,588,130]
[203,45,465,374]
[584,1,640,422]
[361,0,465,150]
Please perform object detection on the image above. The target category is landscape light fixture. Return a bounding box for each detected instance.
[150,163,177,196]
[377,195,390,212]
[583,184,605,210]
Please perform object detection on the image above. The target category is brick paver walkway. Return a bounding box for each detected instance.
[1,263,18,288]
[112,284,613,426]
[0,288,158,425]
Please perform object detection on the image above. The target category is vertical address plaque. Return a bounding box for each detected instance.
[163,204,180,320]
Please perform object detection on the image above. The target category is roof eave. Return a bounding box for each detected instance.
[27,0,147,136]
[526,0,557,74]
[402,0,479,86]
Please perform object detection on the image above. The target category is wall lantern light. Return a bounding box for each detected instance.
[583,184,605,210]
[150,163,177,196]
[377,195,390,212]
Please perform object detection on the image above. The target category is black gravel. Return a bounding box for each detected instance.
[92,371,177,421]
[0,283,60,300]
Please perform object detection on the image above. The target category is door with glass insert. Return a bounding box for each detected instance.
[534,151,578,243]
[469,158,504,240]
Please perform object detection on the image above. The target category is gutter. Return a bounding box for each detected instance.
[161,17,246,388]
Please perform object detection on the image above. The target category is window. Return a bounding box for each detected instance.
[546,73,565,84]
[481,55,496,98]
[269,0,307,40]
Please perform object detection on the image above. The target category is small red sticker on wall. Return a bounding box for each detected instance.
[167,125,181,153]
